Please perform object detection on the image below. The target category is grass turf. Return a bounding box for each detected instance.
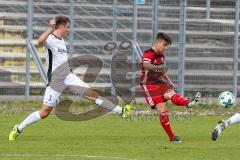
[1,113,240,160]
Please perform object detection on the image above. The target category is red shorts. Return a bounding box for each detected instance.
[141,83,171,107]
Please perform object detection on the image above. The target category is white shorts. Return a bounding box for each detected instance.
[43,73,90,106]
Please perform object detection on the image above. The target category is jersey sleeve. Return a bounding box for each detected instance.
[45,35,54,49]
[142,52,154,63]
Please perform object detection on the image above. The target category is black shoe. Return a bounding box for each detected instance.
[170,136,182,142]
[211,120,226,141]
[187,92,201,108]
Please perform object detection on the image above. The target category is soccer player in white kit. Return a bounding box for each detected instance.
[9,16,134,141]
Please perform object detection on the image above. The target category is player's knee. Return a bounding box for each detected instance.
[39,112,48,119]
[164,89,175,100]
[156,103,167,112]
[83,89,99,100]
[39,107,52,119]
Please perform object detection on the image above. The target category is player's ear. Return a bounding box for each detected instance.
[49,19,56,29]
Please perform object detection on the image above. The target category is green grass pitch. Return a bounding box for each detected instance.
[1,112,240,160]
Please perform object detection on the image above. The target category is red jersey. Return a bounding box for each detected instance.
[140,48,165,84]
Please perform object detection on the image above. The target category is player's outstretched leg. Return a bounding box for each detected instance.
[187,92,201,108]
[212,120,226,141]
[94,96,135,118]
[82,89,135,118]
[167,90,201,108]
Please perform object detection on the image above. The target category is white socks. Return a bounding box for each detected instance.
[95,98,103,106]
[95,97,122,114]
[225,113,240,127]
[17,111,41,132]
[112,106,123,114]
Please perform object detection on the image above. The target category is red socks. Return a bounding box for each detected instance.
[159,111,175,141]
[158,93,188,140]
[170,93,188,106]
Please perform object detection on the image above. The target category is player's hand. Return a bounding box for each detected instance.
[49,19,56,29]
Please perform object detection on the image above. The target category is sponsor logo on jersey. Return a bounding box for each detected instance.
[58,48,67,54]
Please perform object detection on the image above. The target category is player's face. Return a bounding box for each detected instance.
[157,39,170,53]
[62,22,70,37]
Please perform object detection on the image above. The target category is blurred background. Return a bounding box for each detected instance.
[0,0,239,104]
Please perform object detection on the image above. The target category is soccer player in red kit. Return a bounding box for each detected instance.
[140,32,201,142]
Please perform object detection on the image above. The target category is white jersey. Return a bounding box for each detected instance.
[44,34,69,73]
[42,34,90,106]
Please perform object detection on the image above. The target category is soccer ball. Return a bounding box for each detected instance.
[218,91,235,108]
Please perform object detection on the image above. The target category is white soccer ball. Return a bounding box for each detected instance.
[218,91,235,108]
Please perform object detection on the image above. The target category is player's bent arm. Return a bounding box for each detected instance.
[143,61,165,70]
[37,27,54,46]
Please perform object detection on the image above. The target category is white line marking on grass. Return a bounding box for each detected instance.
[0,154,138,160]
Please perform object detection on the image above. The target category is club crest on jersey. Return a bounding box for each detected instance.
[154,58,163,64]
